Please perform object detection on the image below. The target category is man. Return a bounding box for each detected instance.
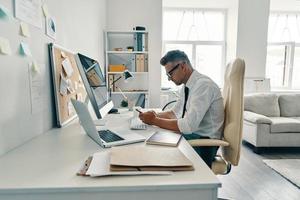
[139,50,224,168]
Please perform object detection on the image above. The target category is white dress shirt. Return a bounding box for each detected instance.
[172,71,224,139]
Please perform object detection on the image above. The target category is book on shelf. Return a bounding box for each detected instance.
[135,54,146,72]
[134,32,146,52]
[109,64,126,72]
[142,33,147,51]
[144,55,148,72]
[130,54,136,72]
[108,74,116,92]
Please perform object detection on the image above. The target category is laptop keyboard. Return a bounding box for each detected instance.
[130,117,147,130]
[98,130,124,143]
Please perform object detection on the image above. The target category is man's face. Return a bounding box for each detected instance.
[164,61,184,85]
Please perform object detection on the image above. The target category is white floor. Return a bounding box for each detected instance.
[218,143,300,200]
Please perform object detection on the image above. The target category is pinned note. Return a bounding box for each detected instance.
[62,58,73,77]
[67,101,74,116]
[67,79,75,94]
[76,93,83,101]
[61,51,67,58]
[59,73,68,96]
[20,42,32,57]
[20,22,31,37]
[0,37,12,55]
[74,81,78,90]
[0,4,13,20]
[42,4,49,17]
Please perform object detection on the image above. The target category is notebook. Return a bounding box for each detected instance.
[146,131,182,147]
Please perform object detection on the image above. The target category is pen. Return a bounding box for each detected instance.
[135,108,142,113]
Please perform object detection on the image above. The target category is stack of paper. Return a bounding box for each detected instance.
[77,146,194,177]
[110,146,194,171]
[83,151,172,177]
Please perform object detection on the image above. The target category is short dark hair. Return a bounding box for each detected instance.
[160,50,191,66]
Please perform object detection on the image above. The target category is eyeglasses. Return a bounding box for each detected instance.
[166,63,182,79]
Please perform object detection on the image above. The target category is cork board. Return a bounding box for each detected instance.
[49,43,87,127]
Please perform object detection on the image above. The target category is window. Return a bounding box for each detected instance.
[162,9,226,89]
[266,13,300,89]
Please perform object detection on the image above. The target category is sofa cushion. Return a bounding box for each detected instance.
[278,94,300,117]
[269,117,300,133]
[291,117,300,121]
[244,111,272,124]
[244,94,280,117]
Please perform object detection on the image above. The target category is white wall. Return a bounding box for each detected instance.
[106,0,162,108]
[270,0,300,11]
[0,0,106,156]
[236,0,270,78]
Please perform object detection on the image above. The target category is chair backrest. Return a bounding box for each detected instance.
[221,58,245,166]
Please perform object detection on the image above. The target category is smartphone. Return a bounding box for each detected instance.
[135,108,143,113]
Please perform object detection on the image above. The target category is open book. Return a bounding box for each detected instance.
[146,131,182,147]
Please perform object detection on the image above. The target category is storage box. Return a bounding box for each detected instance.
[109,64,126,72]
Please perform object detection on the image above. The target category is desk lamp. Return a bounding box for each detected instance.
[108,70,134,112]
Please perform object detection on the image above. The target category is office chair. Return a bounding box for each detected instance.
[189,58,245,175]
[162,58,245,175]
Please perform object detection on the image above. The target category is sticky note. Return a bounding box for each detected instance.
[0,4,13,20]
[42,4,49,17]
[20,42,32,57]
[20,22,31,37]
[0,37,12,55]
[31,61,40,73]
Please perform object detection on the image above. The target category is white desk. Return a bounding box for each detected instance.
[0,110,221,200]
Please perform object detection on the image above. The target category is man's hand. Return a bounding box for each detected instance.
[139,111,157,125]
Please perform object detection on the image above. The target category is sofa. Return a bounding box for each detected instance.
[243,93,300,152]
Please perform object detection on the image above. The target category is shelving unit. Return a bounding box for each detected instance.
[104,30,149,108]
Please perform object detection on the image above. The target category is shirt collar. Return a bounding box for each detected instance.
[185,70,198,89]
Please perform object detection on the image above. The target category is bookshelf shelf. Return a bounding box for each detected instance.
[111,91,149,94]
[105,30,149,108]
[107,51,148,54]
[107,72,148,75]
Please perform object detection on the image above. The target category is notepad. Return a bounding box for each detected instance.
[146,131,182,147]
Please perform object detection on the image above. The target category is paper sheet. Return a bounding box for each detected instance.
[0,37,12,55]
[20,22,31,37]
[0,4,13,20]
[68,100,74,116]
[59,73,68,96]
[20,42,32,57]
[61,51,67,58]
[28,63,43,114]
[15,0,42,28]
[66,79,75,93]
[86,151,172,177]
[62,58,74,77]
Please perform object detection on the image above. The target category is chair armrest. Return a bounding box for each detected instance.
[188,139,229,147]
[244,111,272,124]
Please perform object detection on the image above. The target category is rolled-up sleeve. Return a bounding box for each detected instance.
[177,83,214,134]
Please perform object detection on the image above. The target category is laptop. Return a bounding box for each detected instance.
[71,99,145,148]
